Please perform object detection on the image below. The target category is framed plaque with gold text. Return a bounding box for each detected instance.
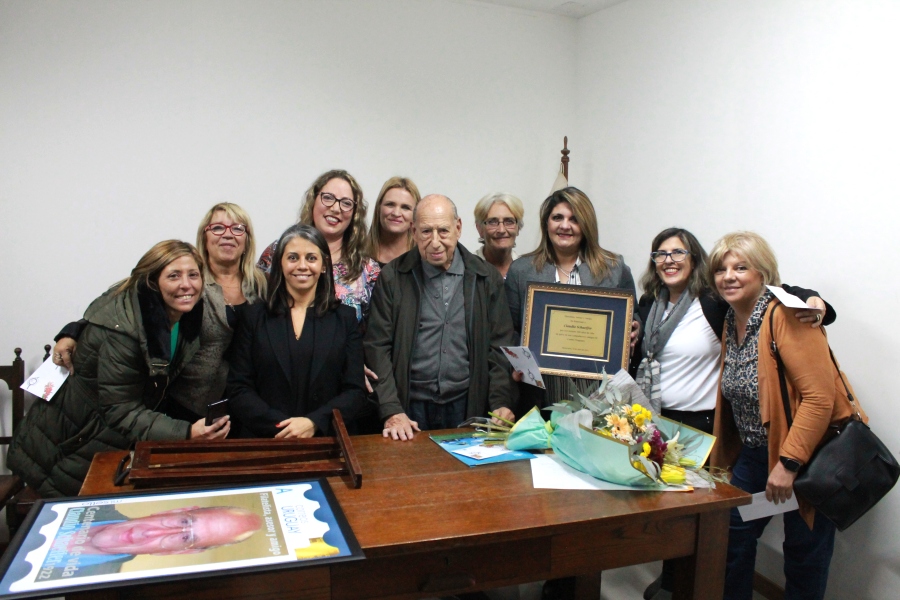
[521,282,634,379]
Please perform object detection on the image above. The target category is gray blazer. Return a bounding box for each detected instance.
[504,254,637,338]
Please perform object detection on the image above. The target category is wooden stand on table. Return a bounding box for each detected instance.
[124,409,362,489]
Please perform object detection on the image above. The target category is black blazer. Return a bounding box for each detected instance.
[226,302,365,437]
[629,284,836,377]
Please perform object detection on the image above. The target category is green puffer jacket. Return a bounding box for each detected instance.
[8,285,200,497]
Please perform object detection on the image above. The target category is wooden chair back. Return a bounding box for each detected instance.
[0,348,25,446]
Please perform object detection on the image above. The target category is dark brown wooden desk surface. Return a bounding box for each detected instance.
[74,431,750,600]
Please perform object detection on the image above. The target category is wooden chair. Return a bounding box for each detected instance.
[0,348,26,507]
[2,346,52,542]
[0,348,28,553]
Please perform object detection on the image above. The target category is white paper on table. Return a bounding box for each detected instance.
[766,285,822,311]
[529,454,689,492]
[737,491,799,521]
[451,444,512,461]
[500,346,545,388]
[20,357,69,401]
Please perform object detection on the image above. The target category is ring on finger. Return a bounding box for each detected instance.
[53,353,62,359]
[816,313,821,322]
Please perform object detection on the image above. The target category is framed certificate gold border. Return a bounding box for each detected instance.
[521,282,634,380]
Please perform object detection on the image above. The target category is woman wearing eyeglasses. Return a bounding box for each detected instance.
[368,177,421,267]
[473,192,524,279]
[632,227,833,600]
[51,203,267,422]
[258,170,380,327]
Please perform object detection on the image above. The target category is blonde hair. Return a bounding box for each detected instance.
[367,176,421,259]
[196,202,267,299]
[298,170,369,282]
[115,240,203,294]
[707,231,781,296]
[527,187,618,280]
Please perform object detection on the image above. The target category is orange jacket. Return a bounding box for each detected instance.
[711,299,867,527]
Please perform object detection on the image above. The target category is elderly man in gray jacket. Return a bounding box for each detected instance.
[364,194,517,440]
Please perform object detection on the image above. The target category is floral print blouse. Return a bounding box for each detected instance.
[721,290,773,448]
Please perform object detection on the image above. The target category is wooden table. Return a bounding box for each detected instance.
[73,432,750,600]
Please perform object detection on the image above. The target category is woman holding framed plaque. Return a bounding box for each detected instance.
[506,186,638,411]
[632,227,832,600]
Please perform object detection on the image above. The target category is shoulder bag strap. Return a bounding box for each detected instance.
[827,347,863,421]
[768,302,794,429]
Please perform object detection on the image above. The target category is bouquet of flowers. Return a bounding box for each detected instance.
[469,370,720,489]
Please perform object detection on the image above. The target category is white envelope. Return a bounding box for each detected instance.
[20,357,69,401]
[500,346,545,389]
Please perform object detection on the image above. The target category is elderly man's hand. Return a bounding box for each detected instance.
[383,413,420,441]
[490,407,515,426]
[795,297,826,328]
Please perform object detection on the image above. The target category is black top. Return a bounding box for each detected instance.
[289,310,315,418]
[226,302,366,438]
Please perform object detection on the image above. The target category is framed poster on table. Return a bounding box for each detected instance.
[0,479,362,599]
[522,282,634,379]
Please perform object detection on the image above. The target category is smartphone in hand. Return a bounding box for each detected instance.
[206,398,229,426]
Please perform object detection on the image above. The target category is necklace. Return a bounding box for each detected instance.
[557,264,576,281]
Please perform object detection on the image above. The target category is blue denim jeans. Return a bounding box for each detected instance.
[408,399,467,431]
[725,445,835,600]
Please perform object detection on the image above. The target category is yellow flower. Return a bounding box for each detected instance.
[660,464,686,485]
[641,442,651,457]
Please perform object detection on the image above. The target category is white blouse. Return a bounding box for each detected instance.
[656,298,721,412]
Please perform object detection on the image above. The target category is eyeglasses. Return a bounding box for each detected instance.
[319,192,356,213]
[206,223,247,237]
[157,513,196,551]
[650,249,690,264]
[483,218,518,230]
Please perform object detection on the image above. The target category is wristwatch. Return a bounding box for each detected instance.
[780,456,802,473]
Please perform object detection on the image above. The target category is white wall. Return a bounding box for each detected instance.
[0,0,575,373]
[576,1,900,597]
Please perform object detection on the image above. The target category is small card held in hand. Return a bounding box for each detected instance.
[20,357,69,401]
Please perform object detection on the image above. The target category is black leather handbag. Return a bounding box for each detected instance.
[770,304,900,531]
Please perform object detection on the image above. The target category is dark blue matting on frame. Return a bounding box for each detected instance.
[522,283,633,379]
